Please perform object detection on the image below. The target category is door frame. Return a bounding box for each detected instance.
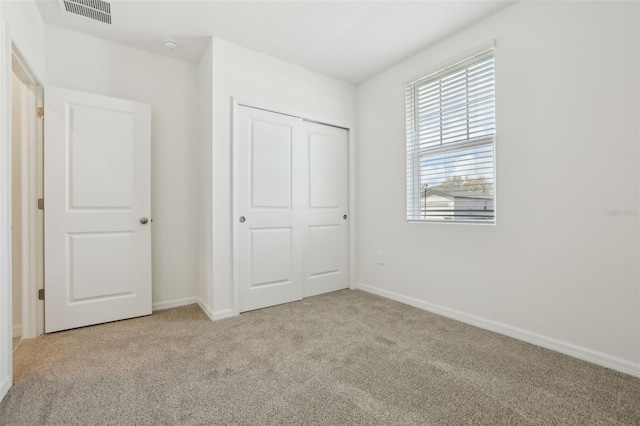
[0,20,45,401]
[0,16,11,402]
[231,98,356,316]
[11,45,44,340]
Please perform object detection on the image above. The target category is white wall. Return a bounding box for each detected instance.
[2,0,46,82]
[356,0,640,373]
[197,40,213,316]
[44,25,200,307]
[208,38,357,316]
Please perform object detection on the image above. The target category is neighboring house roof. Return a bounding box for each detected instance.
[421,187,493,200]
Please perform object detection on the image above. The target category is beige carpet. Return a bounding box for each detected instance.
[0,289,638,425]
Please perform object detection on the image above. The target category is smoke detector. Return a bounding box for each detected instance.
[59,0,112,25]
[163,39,180,51]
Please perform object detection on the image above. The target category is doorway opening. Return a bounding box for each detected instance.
[10,44,44,355]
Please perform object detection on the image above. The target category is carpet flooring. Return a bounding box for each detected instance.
[0,289,638,425]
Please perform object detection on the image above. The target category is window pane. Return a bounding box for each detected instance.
[416,144,494,220]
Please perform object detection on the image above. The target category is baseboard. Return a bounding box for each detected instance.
[153,297,235,321]
[355,282,640,378]
[197,298,215,321]
[0,375,11,404]
[12,324,21,338]
[152,297,198,312]
[210,308,235,321]
[195,299,235,321]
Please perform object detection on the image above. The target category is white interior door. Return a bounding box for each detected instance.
[44,86,152,333]
[303,122,349,297]
[236,105,348,312]
[236,106,305,312]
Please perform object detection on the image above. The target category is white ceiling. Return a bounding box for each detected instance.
[36,0,516,84]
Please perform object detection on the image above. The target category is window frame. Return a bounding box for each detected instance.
[405,48,497,224]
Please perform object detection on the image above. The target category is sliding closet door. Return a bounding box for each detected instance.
[303,122,349,297]
[235,105,349,313]
[236,106,305,312]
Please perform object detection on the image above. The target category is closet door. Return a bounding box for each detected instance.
[236,106,305,312]
[235,106,349,313]
[303,122,349,297]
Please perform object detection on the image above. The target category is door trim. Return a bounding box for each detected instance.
[1,17,12,403]
[231,98,356,316]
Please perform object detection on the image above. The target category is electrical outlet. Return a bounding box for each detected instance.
[377,250,384,265]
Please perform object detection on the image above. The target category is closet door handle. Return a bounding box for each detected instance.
[239,216,246,223]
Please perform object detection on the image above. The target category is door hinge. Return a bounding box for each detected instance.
[38,198,44,210]
[37,107,44,119]
[38,289,44,300]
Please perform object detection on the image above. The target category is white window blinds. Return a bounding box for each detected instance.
[406,49,496,222]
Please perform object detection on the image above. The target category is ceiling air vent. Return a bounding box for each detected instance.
[60,0,112,25]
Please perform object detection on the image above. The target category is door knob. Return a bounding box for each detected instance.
[239,216,246,223]
[140,217,149,225]
[343,214,348,220]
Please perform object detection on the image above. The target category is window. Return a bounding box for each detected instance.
[406,49,495,223]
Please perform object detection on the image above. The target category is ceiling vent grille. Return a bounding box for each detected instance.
[60,0,112,25]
